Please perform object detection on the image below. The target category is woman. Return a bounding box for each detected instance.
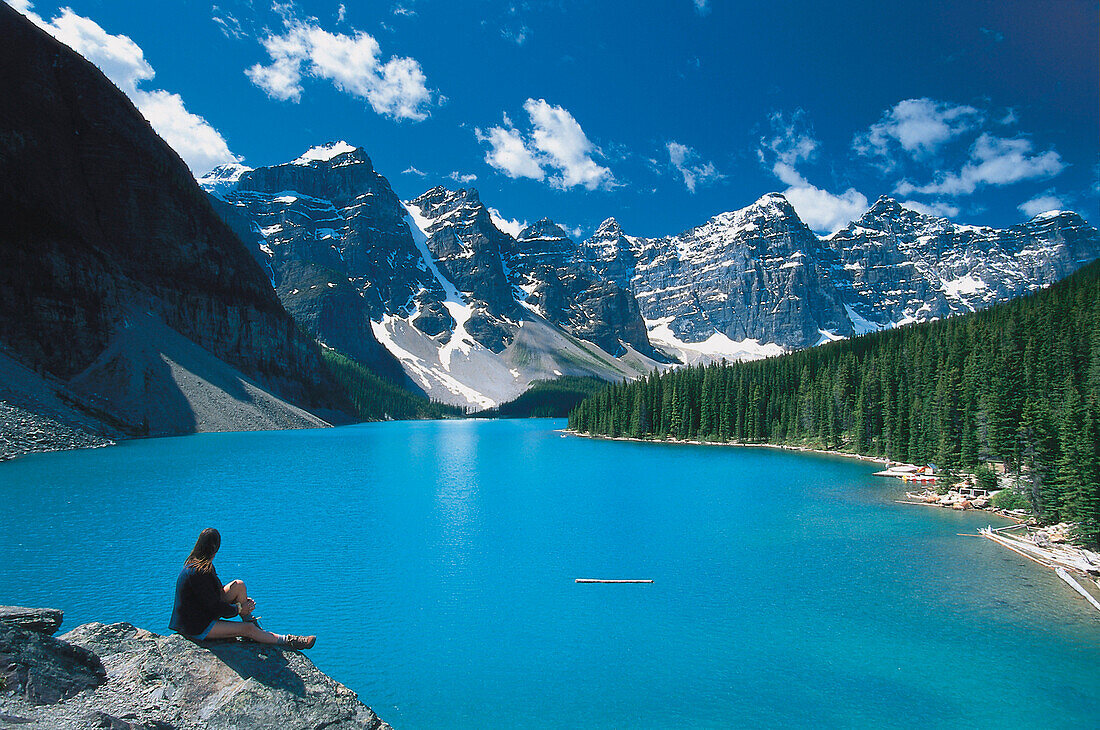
[169,528,316,650]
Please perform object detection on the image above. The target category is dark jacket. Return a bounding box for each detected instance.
[168,565,239,636]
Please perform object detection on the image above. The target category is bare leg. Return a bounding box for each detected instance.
[202,620,281,644]
[222,580,252,618]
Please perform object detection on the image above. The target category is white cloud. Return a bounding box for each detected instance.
[476,99,614,191]
[476,124,545,181]
[134,90,243,172]
[7,1,239,174]
[336,4,347,23]
[449,171,477,184]
[402,166,426,176]
[488,207,527,238]
[693,0,710,16]
[758,110,867,234]
[393,4,416,17]
[899,199,960,218]
[759,110,818,167]
[666,141,724,193]
[245,14,432,121]
[525,99,614,190]
[854,98,983,165]
[1017,192,1065,218]
[212,6,245,40]
[783,185,868,235]
[895,133,1065,196]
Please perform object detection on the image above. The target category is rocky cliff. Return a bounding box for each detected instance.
[822,195,1100,331]
[0,607,390,730]
[577,193,1100,361]
[0,5,345,440]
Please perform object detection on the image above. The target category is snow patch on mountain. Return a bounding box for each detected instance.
[942,274,988,301]
[292,141,358,165]
[646,317,785,365]
[843,304,886,336]
[403,205,477,367]
[198,163,253,195]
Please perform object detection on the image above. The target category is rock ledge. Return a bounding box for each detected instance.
[0,610,391,730]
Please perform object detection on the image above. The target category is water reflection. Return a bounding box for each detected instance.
[432,421,482,583]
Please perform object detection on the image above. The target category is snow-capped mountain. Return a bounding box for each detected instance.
[577,193,1100,359]
[203,146,660,408]
[823,196,1100,331]
[580,193,853,354]
[203,142,1100,408]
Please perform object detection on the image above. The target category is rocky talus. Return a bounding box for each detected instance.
[0,607,390,730]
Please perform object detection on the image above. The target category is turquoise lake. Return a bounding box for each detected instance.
[1,418,1098,727]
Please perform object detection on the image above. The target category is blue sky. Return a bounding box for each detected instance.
[9,0,1098,238]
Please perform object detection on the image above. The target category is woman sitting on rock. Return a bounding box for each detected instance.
[169,527,315,650]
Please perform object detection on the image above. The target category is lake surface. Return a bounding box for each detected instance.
[1,419,1098,727]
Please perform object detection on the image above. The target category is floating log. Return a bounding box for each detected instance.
[1055,568,1100,613]
[575,579,653,584]
[993,523,1027,532]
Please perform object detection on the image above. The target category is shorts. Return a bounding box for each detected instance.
[189,619,218,641]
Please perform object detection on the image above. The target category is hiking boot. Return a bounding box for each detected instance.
[282,634,316,650]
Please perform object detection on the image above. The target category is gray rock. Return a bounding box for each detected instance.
[0,621,390,730]
[0,623,106,705]
[0,607,63,635]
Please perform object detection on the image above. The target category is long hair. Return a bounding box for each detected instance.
[185,528,220,574]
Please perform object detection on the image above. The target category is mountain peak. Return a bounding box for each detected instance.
[519,218,570,241]
[197,162,253,194]
[755,192,789,205]
[868,195,904,214]
[594,217,623,237]
[745,192,801,219]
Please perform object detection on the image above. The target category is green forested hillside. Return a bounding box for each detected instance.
[476,376,608,418]
[569,260,1100,543]
[322,348,463,421]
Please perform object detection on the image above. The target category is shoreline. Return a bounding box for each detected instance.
[564,428,1100,614]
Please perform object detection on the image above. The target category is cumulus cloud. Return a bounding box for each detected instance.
[477,124,545,181]
[782,185,868,235]
[854,98,1067,204]
[449,171,477,184]
[895,133,1065,196]
[245,13,433,121]
[402,166,426,176]
[758,111,867,234]
[854,98,983,166]
[7,1,239,174]
[488,207,527,238]
[666,141,724,193]
[1017,192,1065,218]
[899,199,960,218]
[693,0,710,16]
[476,99,614,191]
